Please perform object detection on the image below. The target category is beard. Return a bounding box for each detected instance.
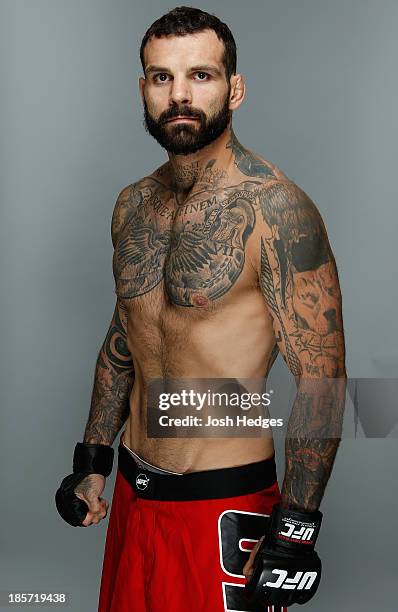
[143,90,232,155]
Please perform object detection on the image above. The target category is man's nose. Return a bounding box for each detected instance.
[169,77,192,105]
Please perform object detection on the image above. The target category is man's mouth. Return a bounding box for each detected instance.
[166,116,199,123]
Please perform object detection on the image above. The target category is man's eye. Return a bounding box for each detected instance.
[154,73,169,82]
[195,72,209,80]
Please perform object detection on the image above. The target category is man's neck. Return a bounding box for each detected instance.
[167,126,236,196]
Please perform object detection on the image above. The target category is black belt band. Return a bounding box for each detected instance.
[117,444,277,501]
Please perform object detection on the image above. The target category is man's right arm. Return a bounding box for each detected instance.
[55,188,136,527]
[82,184,138,446]
[82,298,134,446]
[57,305,133,527]
[57,307,132,527]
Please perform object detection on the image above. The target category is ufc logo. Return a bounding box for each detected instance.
[280,523,314,541]
[266,569,318,591]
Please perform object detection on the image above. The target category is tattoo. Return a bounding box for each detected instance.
[103,305,134,375]
[112,179,174,298]
[166,184,257,305]
[83,302,134,445]
[172,158,228,190]
[113,176,261,306]
[281,383,345,511]
[227,130,276,178]
[259,181,345,377]
[74,473,100,497]
[258,180,346,511]
[260,239,301,375]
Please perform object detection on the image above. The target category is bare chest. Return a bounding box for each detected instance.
[112,184,259,312]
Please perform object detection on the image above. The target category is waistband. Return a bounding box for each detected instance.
[117,443,277,501]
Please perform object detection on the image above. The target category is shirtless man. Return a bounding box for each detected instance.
[55,7,346,611]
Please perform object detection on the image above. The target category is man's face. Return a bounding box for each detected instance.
[140,30,232,155]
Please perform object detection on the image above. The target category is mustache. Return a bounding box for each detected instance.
[159,106,205,124]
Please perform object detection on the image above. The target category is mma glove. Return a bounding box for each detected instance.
[55,442,114,527]
[245,503,323,607]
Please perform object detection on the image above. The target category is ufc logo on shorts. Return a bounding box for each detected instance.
[279,522,314,541]
[218,510,283,612]
[266,569,318,591]
[135,473,150,490]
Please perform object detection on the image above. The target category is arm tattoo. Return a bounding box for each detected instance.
[281,380,346,511]
[260,239,302,374]
[259,180,346,511]
[83,301,134,445]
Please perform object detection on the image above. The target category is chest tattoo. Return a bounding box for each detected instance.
[113,180,264,305]
[165,188,257,305]
[113,183,173,298]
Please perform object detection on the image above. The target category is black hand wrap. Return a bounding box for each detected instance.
[55,443,114,527]
[245,504,323,607]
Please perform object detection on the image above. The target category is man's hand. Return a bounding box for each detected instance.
[243,505,323,608]
[55,442,114,527]
[242,535,265,581]
[74,474,109,527]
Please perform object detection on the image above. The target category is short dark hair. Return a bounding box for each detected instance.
[140,6,237,81]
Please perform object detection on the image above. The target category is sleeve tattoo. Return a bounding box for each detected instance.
[82,188,137,445]
[83,299,135,446]
[258,180,347,511]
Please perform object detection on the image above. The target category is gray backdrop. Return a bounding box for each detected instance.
[1,0,397,610]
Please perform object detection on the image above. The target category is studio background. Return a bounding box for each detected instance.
[1,0,397,610]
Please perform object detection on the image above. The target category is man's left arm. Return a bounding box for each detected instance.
[243,179,346,607]
[256,179,346,511]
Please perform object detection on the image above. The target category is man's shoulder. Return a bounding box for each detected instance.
[235,148,321,226]
[258,176,323,224]
[235,152,328,249]
[231,145,309,206]
[111,167,173,247]
[116,167,168,200]
[111,176,150,247]
[248,173,331,275]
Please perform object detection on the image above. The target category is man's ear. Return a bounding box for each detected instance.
[229,74,246,111]
[139,76,146,105]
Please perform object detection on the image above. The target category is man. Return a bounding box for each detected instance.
[55,6,346,612]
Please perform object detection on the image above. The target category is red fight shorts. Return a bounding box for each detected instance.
[98,438,288,612]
